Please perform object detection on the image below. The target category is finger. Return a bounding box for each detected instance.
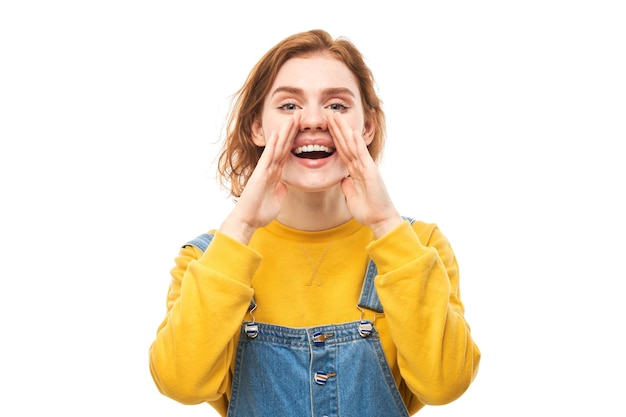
[270,112,301,164]
[261,112,300,166]
[327,112,351,161]
[329,112,370,171]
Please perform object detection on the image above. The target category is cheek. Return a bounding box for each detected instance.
[260,115,287,136]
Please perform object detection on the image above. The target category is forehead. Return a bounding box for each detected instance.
[270,53,361,95]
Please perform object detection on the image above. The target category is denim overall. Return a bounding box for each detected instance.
[186,232,411,417]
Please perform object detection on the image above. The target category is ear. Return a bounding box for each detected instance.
[362,110,376,145]
[251,116,265,146]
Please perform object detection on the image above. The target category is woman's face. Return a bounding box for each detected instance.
[253,53,374,193]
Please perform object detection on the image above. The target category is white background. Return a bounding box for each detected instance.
[1,1,625,415]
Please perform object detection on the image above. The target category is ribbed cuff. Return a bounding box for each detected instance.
[197,231,262,286]
[366,220,431,275]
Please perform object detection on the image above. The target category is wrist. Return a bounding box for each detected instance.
[369,213,404,239]
[219,214,257,245]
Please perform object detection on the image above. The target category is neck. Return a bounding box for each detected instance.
[276,186,352,231]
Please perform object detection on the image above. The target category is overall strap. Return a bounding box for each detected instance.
[357,259,383,313]
[184,233,214,252]
[357,216,416,314]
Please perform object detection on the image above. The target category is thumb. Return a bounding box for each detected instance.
[340,176,354,199]
[274,182,288,202]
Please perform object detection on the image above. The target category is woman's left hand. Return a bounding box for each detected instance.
[328,112,403,238]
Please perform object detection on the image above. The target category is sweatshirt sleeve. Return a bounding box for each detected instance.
[149,231,261,405]
[368,220,480,405]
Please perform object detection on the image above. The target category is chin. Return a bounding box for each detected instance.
[282,164,348,193]
[284,177,345,194]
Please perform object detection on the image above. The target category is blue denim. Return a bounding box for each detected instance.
[227,321,409,417]
[184,220,416,417]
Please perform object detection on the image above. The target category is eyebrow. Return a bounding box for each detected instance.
[270,86,356,99]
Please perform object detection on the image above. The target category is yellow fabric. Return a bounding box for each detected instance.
[149,219,480,416]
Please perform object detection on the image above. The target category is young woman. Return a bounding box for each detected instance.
[149,29,480,417]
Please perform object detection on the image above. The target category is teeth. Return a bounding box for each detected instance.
[293,144,334,154]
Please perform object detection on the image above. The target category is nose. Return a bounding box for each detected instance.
[299,106,327,131]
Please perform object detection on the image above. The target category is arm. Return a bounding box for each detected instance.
[370,221,480,405]
[329,112,480,401]
[150,114,300,404]
[149,232,261,404]
[149,114,300,403]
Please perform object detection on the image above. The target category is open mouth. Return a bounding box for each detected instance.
[292,144,336,159]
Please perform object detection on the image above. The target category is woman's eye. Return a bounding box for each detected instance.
[328,103,348,111]
[279,103,299,111]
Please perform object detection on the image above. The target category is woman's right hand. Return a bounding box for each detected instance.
[218,113,301,244]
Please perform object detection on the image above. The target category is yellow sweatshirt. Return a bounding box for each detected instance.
[149,218,480,416]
